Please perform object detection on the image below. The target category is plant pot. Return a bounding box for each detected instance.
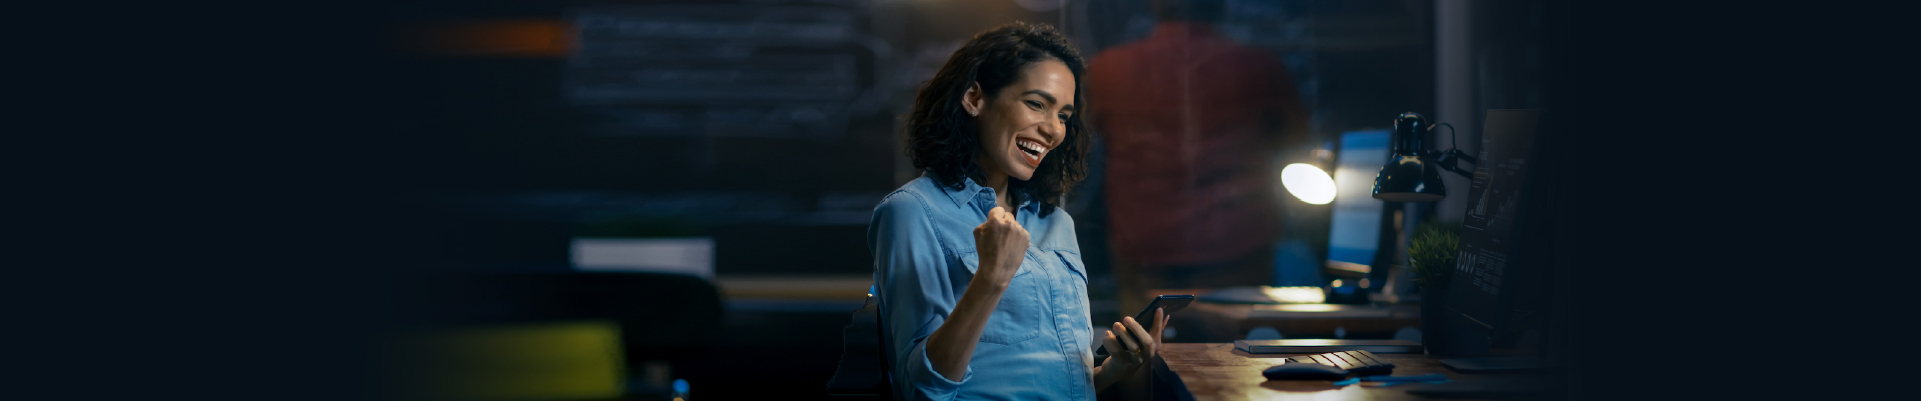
[1418,286,1450,355]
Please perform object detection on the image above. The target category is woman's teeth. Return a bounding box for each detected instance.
[1018,140,1046,156]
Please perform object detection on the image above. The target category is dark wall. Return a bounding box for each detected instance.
[383,0,905,275]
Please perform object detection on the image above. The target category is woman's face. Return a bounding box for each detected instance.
[964,59,1076,182]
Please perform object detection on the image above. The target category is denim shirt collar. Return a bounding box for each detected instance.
[930,172,1039,214]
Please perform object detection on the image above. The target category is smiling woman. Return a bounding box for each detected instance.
[905,22,1090,215]
[873,22,1169,400]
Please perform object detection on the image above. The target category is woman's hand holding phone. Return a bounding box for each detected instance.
[1095,307,1171,389]
[972,206,1029,287]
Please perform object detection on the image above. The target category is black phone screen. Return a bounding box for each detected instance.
[1134,294,1194,324]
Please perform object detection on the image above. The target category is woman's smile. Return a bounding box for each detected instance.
[968,59,1074,182]
[1015,137,1048,167]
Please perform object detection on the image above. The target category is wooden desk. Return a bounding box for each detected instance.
[1183,302,1422,342]
[1153,343,1563,401]
[1149,289,1421,342]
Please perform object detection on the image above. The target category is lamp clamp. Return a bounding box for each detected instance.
[1421,122,1476,178]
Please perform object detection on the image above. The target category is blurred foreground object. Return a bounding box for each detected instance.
[395,320,626,401]
[1090,15,1309,315]
[387,272,724,400]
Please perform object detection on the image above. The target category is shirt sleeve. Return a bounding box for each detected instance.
[868,191,971,400]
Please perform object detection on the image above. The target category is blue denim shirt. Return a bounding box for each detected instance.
[869,174,1095,401]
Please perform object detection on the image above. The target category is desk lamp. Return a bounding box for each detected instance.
[1372,112,1476,201]
[1368,112,1475,304]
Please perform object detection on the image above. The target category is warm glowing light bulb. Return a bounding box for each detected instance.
[1330,279,1343,288]
[1280,163,1337,204]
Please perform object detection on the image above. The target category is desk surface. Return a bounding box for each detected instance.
[1150,289,1421,342]
[1156,343,1562,401]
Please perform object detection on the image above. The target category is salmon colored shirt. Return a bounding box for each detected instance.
[1087,22,1308,267]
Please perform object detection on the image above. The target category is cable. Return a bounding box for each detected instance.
[1436,122,1459,151]
[1428,122,1476,177]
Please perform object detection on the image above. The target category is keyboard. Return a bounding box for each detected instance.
[1283,350,1395,375]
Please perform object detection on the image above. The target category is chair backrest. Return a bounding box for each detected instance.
[825,294,892,398]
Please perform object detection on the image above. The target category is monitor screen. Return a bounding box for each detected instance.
[1326,130,1390,276]
[1448,109,1544,332]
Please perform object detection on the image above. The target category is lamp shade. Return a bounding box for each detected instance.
[1372,112,1447,202]
[1372,155,1446,202]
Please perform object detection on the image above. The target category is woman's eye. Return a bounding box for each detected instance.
[1057,113,1070,122]
[1025,100,1042,110]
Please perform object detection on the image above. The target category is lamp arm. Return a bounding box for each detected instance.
[1443,149,1477,164]
[1434,149,1478,178]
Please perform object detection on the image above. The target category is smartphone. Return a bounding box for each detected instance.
[1096,294,1194,355]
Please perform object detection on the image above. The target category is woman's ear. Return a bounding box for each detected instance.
[961,82,985,117]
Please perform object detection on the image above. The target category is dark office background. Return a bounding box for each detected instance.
[363,1,1450,397]
[15,1,1895,400]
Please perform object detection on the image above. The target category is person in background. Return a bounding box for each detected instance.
[1086,0,1312,317]
[870,22,1168,400]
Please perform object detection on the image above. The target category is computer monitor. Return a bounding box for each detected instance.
[1325,130,1390,278]
[1441,109,1561,358]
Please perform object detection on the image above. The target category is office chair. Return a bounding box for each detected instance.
[825,294,893,398]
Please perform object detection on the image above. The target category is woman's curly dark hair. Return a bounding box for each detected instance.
[905,21,1090,217]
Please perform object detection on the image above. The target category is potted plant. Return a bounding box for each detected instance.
[1406,219,1460,355]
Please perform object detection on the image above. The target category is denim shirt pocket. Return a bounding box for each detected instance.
[1053,250,1088,284]
[961,250,1044,345]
